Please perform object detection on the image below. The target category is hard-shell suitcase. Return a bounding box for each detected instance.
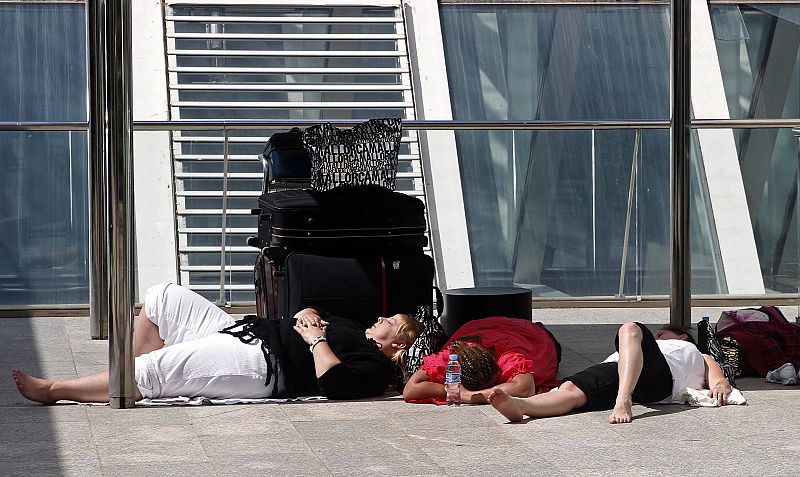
[258,252,435,328]
[254,186,427,259]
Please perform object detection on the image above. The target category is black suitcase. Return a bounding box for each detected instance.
[258,252,435,328]
[254,186,427,259]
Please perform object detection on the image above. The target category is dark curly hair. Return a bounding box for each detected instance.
[449,335,499,390]
[659,325,697,346]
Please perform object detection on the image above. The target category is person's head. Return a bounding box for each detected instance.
[365,313,422,363]
[448,336,500,391]
[655,325,696,345]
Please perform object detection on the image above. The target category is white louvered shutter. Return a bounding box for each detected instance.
[164,0,425,302]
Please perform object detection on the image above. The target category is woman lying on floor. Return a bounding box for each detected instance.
[489,322,732,423]
[402,316,561,404]
[13,283,421,404]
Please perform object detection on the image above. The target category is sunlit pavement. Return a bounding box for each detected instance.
[2,308,797,476]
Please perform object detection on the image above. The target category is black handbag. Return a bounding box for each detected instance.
[259,128,312,192]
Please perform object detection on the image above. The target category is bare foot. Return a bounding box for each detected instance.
[608,397,633,424]
[12,369,57,404]
[488,387,525,422]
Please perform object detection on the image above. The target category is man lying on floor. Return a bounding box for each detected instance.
[489,321,737,423]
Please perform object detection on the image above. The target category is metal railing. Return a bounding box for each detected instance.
[9,117,800,132]
[4,118,800,313]
[4,117,800,311]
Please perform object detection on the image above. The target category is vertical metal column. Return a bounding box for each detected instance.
[106,0,136,409]
[88,0,109,340]
[670,0,692,327]
[218,128,231,305]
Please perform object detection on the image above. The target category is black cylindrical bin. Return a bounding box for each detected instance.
[440,287,533,335]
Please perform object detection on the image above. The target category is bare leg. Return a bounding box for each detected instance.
[609,322,644,424]
[133,307,164,357]
[489,382,588,423]
[12,369,143,404]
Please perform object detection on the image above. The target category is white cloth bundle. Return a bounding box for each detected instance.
[678,387,747,407]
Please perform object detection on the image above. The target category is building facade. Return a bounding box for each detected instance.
[2,0,799,308]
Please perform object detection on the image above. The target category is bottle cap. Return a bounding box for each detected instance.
[449,354,458,360]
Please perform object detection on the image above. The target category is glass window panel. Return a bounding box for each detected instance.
[713,6,800,293]
[0,131,89,305]
[0,3,87,122]
[440,4,725,297]
[0,4,88,306]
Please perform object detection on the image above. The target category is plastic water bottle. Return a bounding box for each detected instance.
[445,353,461,406]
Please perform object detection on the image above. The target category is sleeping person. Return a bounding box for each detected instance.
[13,283,421,404]
[402,316,560,404]
[488,322,733,423]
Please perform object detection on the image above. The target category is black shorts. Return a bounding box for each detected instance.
[563,322,673,410]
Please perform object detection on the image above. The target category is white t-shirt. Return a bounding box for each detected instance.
[603,340,706,403]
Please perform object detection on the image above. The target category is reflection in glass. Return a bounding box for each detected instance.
[0,132,89,305]
[440,4,725,297]
[0,3,88,305]
[712,6,800,292]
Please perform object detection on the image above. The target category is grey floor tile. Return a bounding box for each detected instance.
[280,400,384,421]
[214,457,333,477]
[0,403,88,423]
[102,462,217,477]
[1,460,103,477]
[94,427,209,466]
[305,436,444,477]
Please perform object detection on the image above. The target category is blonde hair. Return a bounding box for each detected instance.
[389,313,422,364]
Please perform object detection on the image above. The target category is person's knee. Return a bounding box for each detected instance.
[143,282,172,320]
[560,381,589,408]
[618,322,643,341]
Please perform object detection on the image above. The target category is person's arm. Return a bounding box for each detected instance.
[702,353,732,406]
[293,318,340,377]
[293,313,389,399]
[403,368,446,402]
[461,373,536,404]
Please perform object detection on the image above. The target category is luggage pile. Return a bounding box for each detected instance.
[249,119,436,328]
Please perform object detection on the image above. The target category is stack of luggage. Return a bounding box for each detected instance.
[249,120,435,328]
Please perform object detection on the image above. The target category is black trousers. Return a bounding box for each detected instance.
[563,322,673,410]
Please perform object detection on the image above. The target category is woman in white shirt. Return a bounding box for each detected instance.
[489,322,732,424]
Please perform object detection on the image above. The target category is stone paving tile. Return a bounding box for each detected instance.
[280,399,385,421]
[215,456,333,477]
[196,432,306,458]
[0,403,87,423]
[93,425,210,467]
[417,442,564,477]
[102,462,218,477]
[86,406,192,438]
[304,436,444,477]
[74,363,109,376]
[2,460,103,477]
[293,417,404,440]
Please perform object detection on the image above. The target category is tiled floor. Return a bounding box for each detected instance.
[2,309,798,476]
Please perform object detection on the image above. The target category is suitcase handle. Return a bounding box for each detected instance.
[434,286,444,317]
